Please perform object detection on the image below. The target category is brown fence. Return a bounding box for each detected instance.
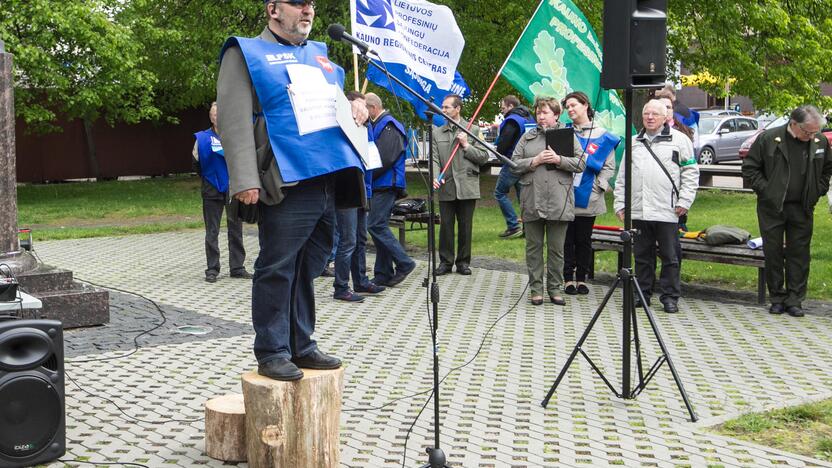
[15,107,208,182]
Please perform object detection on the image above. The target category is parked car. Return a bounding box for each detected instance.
[694,116,760,164]
[738,116,832,159]
[696,108,742,117]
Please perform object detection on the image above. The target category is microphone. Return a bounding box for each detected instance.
[327,23,377,56]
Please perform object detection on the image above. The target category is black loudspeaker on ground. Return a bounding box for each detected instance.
[0,319,66,468]
[600,0,668,89]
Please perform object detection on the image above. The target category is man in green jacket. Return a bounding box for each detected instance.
[743,105,832,317]
[432,94,489,275]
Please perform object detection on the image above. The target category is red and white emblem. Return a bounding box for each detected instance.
[586,142,599,154]
[315,56,334,73]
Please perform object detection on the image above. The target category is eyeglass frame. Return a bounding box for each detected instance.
[793,120,820,137]
[271,0,315,8]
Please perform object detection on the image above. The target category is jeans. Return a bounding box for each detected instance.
[563,216,595,282]
[368,190,415,283]
[351,207,371,289]
[202,197,245,276]
[252,177,334,364]
[333,208,358,295]
[328,215,339,264]
[494,165,521,230]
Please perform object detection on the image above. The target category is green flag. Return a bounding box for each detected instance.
[501,0,626,140]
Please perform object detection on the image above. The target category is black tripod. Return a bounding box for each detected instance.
[352,54,516,467]
[540,88,697,422]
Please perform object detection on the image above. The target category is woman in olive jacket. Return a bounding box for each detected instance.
[512,96,586,305]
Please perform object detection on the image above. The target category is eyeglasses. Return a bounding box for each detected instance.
[795,122,819,136]
[274,0,315,8]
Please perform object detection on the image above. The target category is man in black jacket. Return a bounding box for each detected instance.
[493,95,534,238]
[743,105,832,317]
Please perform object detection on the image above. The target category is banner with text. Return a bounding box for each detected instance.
[501,0,627,149]
[350,0,465,89]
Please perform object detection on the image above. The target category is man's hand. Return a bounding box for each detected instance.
[455,132,469,149]
[616,210,625,222]
[433,178,445,190]
[235,188,259,205]
[675,207,688,217]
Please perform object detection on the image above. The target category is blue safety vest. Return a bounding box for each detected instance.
[371,113,407,190]
[219,37,363,183]
[573,130,620,209]
[194,128,229,193]
[497,112,535,158]
[365,126,375,199]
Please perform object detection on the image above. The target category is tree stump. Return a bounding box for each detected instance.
[241,368,345,468]
[204,394,247,462]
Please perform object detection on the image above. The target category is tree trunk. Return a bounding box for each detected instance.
[204,394,247,462]
[82,118,101,180]
[241,368,345,468]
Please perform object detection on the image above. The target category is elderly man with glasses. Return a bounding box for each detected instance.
[217,0,365,380]
[743,105,832,318]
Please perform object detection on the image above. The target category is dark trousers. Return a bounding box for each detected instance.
[758,201,814,307]
[333,207,371,294]
[563,215,596,282]
[252,178,334,364]
[368,190,415,283]
[202,197,245,277]
[439,199,476,268]
[633,220,681,301]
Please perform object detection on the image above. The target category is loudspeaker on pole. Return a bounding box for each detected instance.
[0,319,66,468]
[600,0,668,89]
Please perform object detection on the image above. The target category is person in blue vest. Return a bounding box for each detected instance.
[192,102,250,283]
[493,95,535,239]
[217,0,366,381]
[332,91,387,302]
[560,91,620,296]
[365,92,416,286]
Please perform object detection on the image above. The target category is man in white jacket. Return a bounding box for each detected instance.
[614,99,699,313]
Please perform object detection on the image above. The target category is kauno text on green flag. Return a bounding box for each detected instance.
[501,0,626,141]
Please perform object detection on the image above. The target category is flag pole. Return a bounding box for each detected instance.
[435,0,545,185]
[353,53,360,91]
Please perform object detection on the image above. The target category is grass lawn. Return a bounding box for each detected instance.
[714,399,832,462]
[15,171,832,300]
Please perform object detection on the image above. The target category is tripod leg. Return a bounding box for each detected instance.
[541,276,622,407]
[638,292,699,422]
[630,279,647,386]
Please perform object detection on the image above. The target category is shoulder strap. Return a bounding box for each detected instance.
[641,138,680,201]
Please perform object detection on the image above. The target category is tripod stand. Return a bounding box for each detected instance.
[349,53,516,468]
[540,88,697,422]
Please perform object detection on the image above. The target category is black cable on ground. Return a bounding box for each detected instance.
[58,459,150,468]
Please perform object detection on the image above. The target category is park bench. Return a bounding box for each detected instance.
[698,164,751,190]
[388,211,438,247]
[590,227,767,304]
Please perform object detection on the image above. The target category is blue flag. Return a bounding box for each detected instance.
[366,61,470,126]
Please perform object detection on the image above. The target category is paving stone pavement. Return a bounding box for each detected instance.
[29,230,832,467]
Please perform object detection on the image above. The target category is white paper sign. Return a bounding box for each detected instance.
[286,64,339,135]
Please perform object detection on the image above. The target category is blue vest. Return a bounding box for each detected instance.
[194,128,229,193]
[220,37,363,183]
[371,114,407,190]
[497,113,535,157]
[573,130,620,209]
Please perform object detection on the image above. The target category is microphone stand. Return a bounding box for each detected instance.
[356,52,515,468]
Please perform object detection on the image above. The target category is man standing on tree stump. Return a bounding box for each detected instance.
[217,0,365,380]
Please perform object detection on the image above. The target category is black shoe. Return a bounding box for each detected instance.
[230,270,253,279]
[355,282,386,294]
[333,290,365,302]
[205,274,217,283]
[661,299,679,314]
[531,296,544,306]
[769,303,785,315]
[550,295,566,306]
[576,283,590,295]
[456,265,472,275]
[386,262,416,286]
[434,264,452,276]
[291,349,342,370]
[499,227,523,239]
[564,283,578,295]
[786,305,804,317]
[258,358,303,381]
[634,296,651,308]
[321,262,335,278]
